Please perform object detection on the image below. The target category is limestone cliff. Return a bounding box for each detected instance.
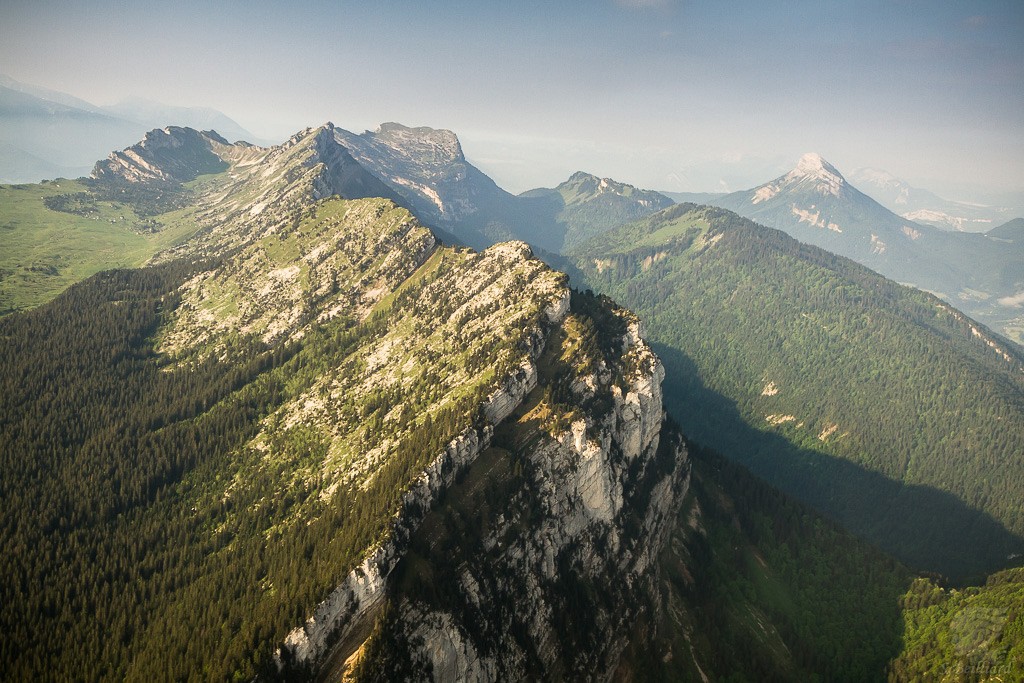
[278,293,690,681]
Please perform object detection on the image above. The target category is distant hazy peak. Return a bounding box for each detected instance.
[852,166,903,187]
[755,152,848,200]
[558,170,670,199]
[787,152,844,183]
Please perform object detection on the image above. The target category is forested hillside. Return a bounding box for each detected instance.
[0,207,571,679]
[621,446,912,682]
[570,204,1024,580]
[0,125,584,678]
[890,568,1024,680]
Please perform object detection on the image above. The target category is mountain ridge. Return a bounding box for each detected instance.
[0,122,690,680]
[3,121,1024,679]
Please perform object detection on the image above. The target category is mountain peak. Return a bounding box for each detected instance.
[371,122,465,162]
[92,126,228,184]
[777,152,847,197]
[567,170,599,183]
[791,153,842,180]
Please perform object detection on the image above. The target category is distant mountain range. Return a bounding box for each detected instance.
[849,166,1023,232]
[567,201,1024,578]
[694,154,1024,343]
[331,123,674,254]
[0,75,260,183]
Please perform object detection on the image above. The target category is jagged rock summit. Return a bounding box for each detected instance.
[372,121,466,164]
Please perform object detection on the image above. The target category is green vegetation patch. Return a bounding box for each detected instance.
[890,568,1024,680]
[624,448,912,683]
[0,178,209,314]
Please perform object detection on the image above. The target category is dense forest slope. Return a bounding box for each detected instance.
[570,204,1024,580]
[890,568,1024,680]
[620,446,912,682]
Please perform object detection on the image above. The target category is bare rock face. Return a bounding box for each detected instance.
[306,124,406,206]
[325,299,690,681]
[91,126,228,183]
[332,122,525,249]
[280,426,493,666]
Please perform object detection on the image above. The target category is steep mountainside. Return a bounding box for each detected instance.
[570,203,1024,579]
[332,122,537,249]
[620,446,912,682]
[706,155,1024,343]
[520,171,674,252]
[0,127,687,681]
[309,292,688,680]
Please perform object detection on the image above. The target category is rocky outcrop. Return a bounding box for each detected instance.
[277,289,571,673]
[306,124,406,206]
[91,126,228,183]
[332,122,525,248]
[279,426,494,667]
[344,302,690,681]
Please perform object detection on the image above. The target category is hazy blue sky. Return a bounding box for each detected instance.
[2,0,1022,197]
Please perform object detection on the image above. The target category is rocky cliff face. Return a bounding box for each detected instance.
[280,294,690,681]
[333,123,527,248]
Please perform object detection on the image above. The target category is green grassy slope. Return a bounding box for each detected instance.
[0,177,209,313]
